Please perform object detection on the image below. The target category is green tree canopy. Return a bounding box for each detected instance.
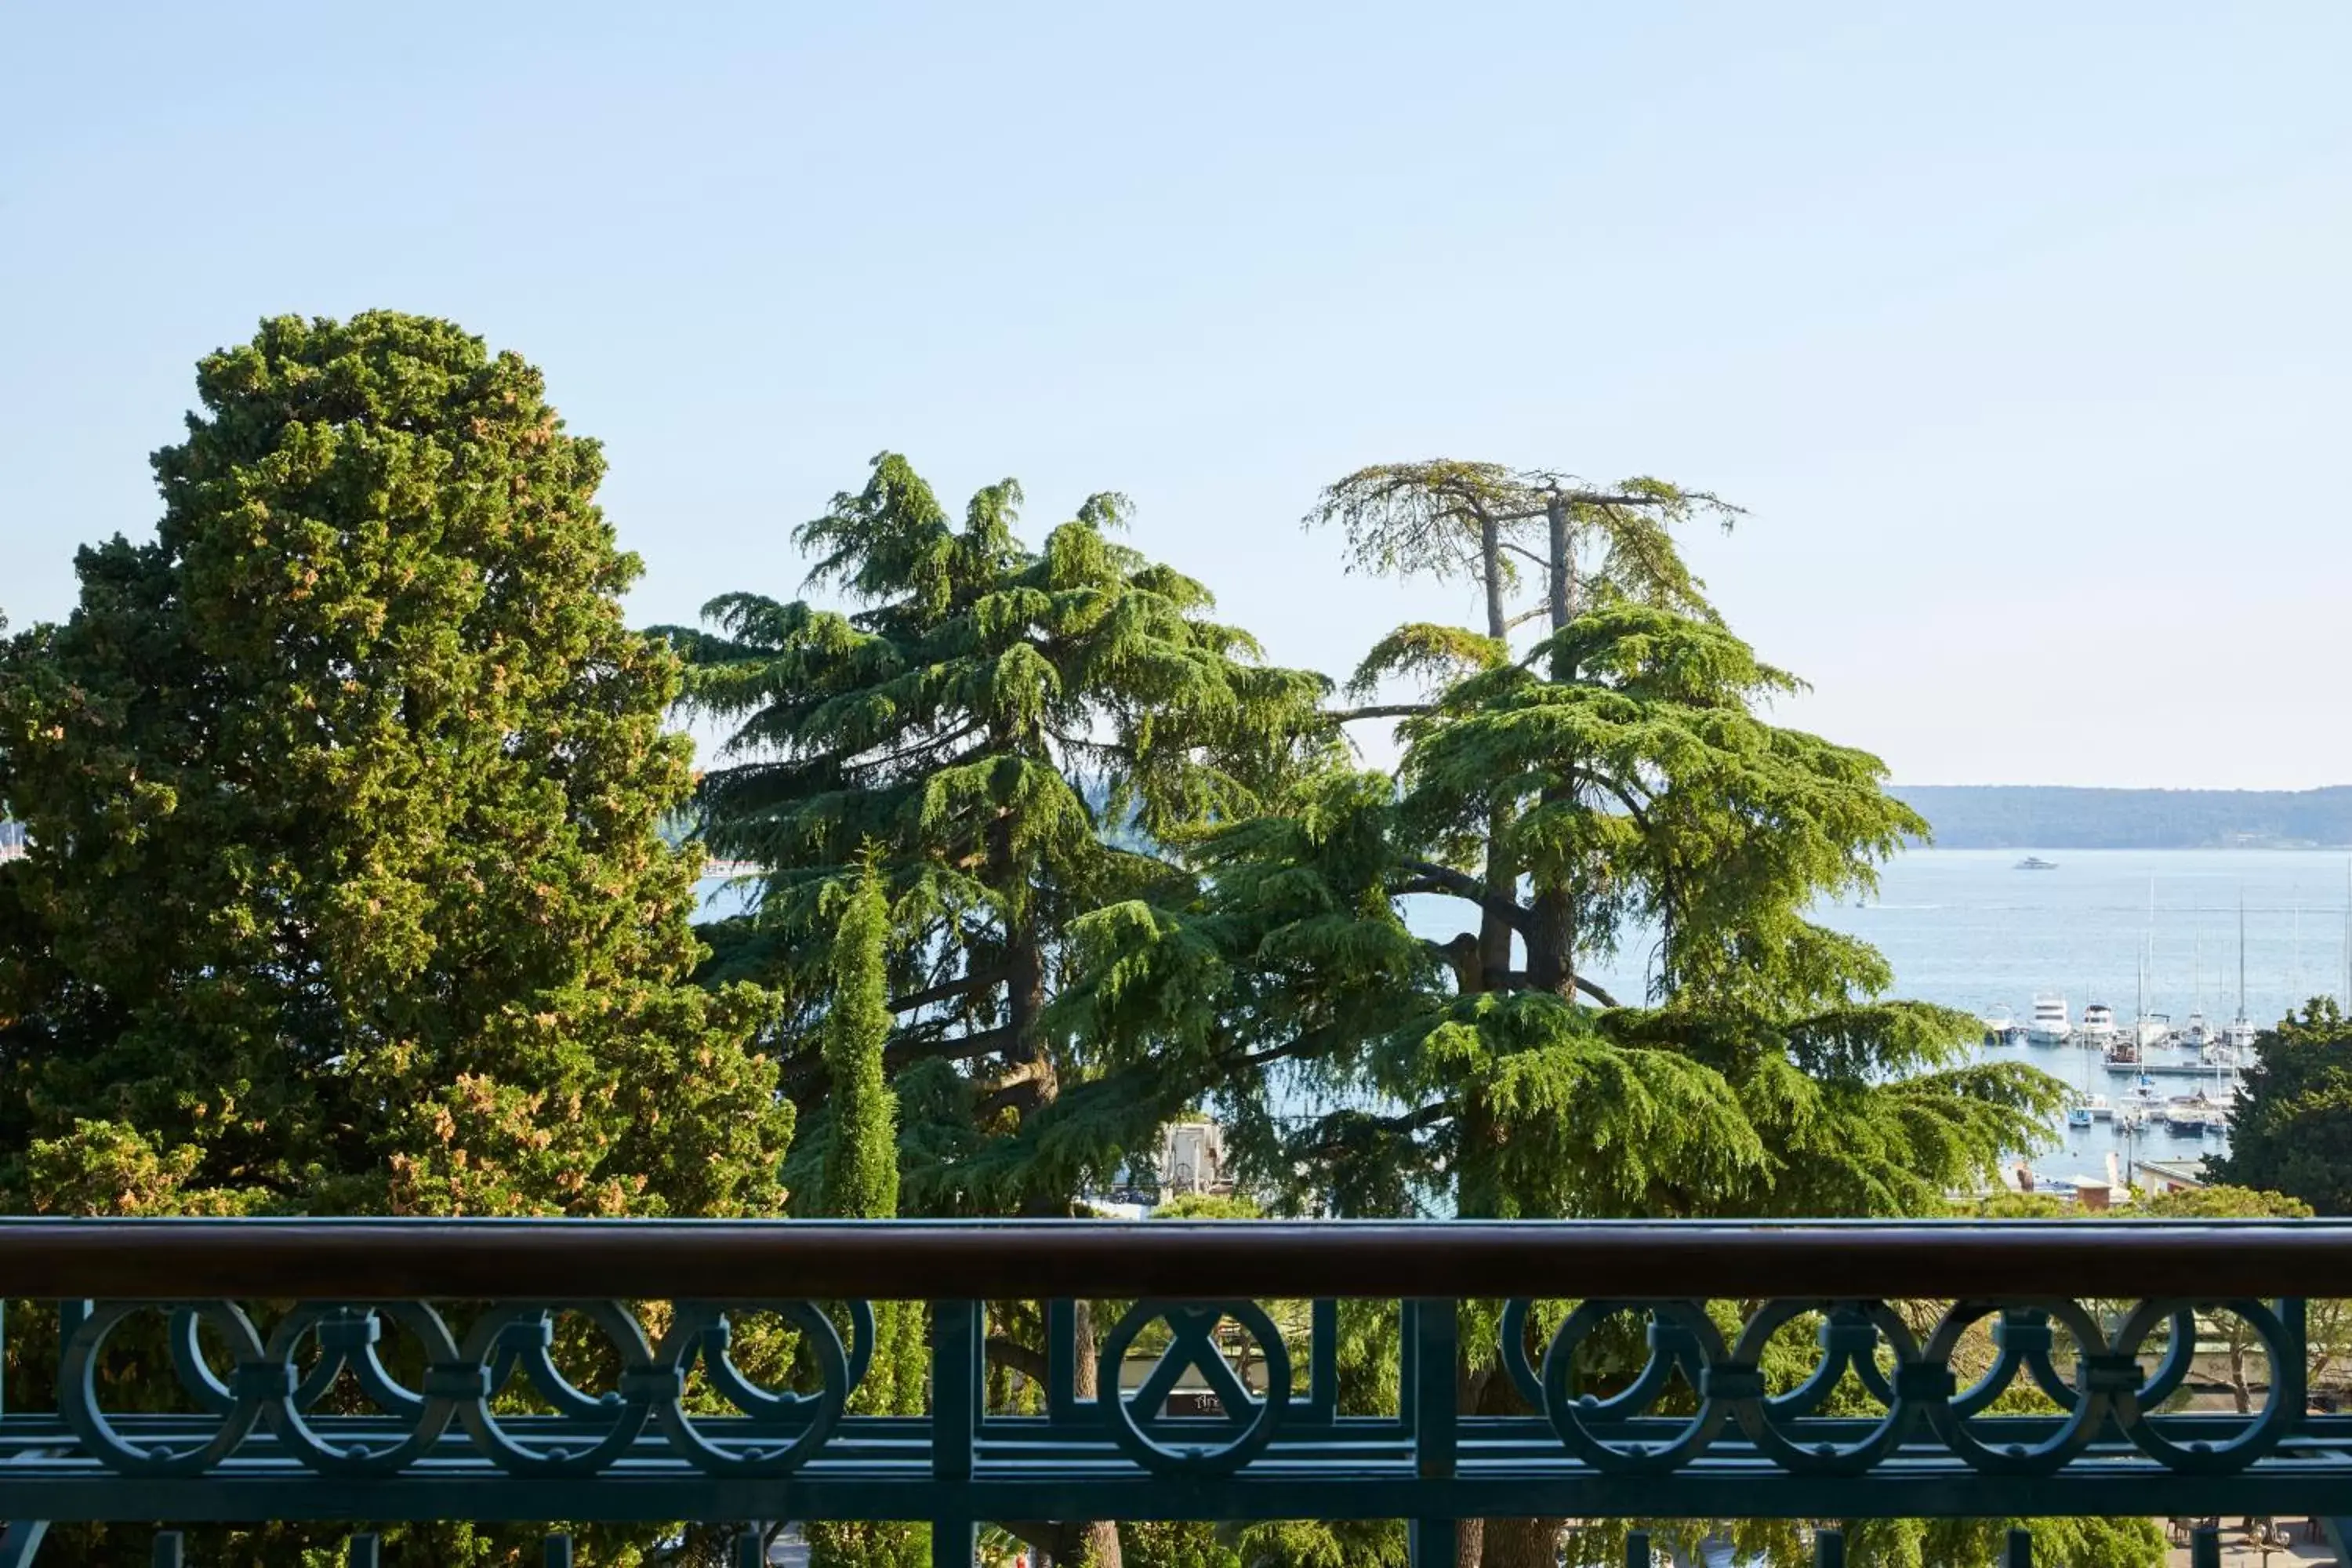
[2211,997,2352,1212]
[0,310,792,1219]
[1058,457,2066,1568]
[1065,462,2057,1224]
[661,453,1328,1217]
[808,856,929,1568]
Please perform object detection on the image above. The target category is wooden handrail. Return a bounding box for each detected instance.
[0,1217,2345,1300]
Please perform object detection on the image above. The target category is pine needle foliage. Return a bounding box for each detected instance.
[0,312,794,1566]
[1065,622,2060,1221]
[819,858,902,1218]
[1065,456,2074,1568]
[0,311,792,1219]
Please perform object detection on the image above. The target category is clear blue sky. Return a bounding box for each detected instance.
[4,4,2346,788]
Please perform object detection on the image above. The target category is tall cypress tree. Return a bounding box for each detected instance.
[808,856,928,1568]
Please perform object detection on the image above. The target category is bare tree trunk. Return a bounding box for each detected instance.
[1479,816,1516,995]
[1481,1518,1566,1568]
[1058,1301,1124,1568]
[1473,507,1519,995]
[1544,493,1577,641]
[1470,1358,1566,1568]
[1006,916,1055,1110]
[1527,883,1575,999]
[1523,493,1581,1001]
[1480,510,1509,644]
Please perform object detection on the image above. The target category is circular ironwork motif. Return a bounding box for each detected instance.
[260,1302,459,1475]
[63,1301,270,1477]
[1097,1300,1290,1477]
[653,1301,854,1475]
[1537,1300,1731,1475]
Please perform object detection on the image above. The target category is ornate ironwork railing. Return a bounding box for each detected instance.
[1,1218,2348,1566]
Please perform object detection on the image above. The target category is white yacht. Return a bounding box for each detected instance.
[2078,1003,2118,1045]
[2027,994,2071,1045]
[2180,1011,2212,1050]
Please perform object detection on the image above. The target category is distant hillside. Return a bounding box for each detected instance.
[1891,786,2352,850]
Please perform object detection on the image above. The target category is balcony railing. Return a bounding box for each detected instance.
[1,1218,2347,1566]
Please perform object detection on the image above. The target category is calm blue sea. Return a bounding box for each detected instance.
[1569,847,2352,1028]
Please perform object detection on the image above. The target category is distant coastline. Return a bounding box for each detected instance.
[1892,785,2352,851]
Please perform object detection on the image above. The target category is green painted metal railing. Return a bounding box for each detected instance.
[0,1218,2347,1566]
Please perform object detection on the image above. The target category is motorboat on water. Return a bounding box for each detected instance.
[2164,1091,2232,1135]
[1980,1006,2029,1047]
[2015,856,2059,871]
[2133,1012,2172,1052]
[2180,1011,2212,1050]
[2078,1003,2118,1047]
[2027,994,2072,1045]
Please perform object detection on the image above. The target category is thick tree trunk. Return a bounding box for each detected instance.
[1066,1301,1124,1568]
[1481,1518,1566,1568]
[1472,506,1520,993]
[1474,1361,1566,1568]
[1526,883,1575,999]
[1526,492,1582,1000]
[1544,493,1576,642]
[985,770,1056,1125]
[1450,1360,1569,1568]
[1480,511,1509,644]
[1454,1358,1489,1568]
[1479,818,1516,995]
[1006,916,1054,1109]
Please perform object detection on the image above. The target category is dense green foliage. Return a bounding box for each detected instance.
[808,858,930,1568]
[1889,784,2352,849]
[1050,459,2070,1568]
[1,331,2163,1568]
[0,312,791,1221]
[1066,463,2059,1230]
[661,454,1328,1218]
[819,858,903,1219]
[0,314,793,1565]
[2212,998,2352,1211]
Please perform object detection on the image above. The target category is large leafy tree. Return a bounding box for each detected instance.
[1060,459,2065,1568]
[662,454,1327,1213]
[2211,997,2352,1212]
[665,455,1328,1568]
[1311,461,1739,1009]
[0,313,793,1566]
